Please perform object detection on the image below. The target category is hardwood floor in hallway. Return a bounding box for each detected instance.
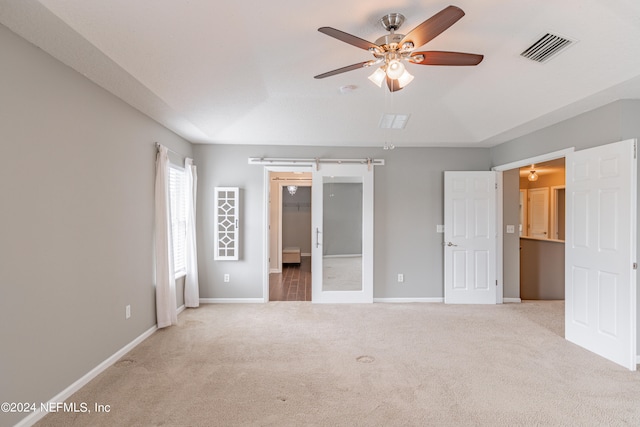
[269,256,311,301]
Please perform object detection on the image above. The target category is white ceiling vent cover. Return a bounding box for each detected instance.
[379,113,410,129]
[520,33,576,63]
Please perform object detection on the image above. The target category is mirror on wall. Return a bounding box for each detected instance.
[322,176,363,292]
[519,158,565,241]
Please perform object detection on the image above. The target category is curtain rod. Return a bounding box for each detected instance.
[155,142,187,158]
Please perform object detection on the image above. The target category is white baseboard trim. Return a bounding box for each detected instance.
[503,298,522,303]
[177,304,186,315]
[636,355,640,365]
[373,297,444,303]
[15,324,157,427]
[199,298,265,304]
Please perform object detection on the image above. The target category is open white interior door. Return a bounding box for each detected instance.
[444,171,497,304]
[311,163,373,303]
[565,139,637,370]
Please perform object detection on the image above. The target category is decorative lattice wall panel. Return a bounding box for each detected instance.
[214,187,239,260]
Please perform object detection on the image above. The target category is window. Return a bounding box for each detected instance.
[169,164,187,277]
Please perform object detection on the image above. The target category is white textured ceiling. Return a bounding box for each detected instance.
[2,0,640,147]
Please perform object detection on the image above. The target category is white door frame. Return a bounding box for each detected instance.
[492,148,575,303]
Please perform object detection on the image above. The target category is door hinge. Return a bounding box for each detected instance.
[634,262,637,270]
[496,280,498,286]
[495,183,498,190]
[634,141,637,159]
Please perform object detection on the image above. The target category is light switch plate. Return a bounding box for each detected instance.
[436,225,444,233]
[506,225,515,234]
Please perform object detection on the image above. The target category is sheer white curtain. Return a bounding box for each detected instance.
[155,145,178,328]
[184,158,200,307]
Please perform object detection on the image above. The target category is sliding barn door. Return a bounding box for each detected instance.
[565,139,637,370]
[311,164,374,303]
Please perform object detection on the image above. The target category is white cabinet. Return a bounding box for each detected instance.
[214,187,239,260]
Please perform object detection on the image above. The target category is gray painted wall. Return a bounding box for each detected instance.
[0,24,192,426]
[282,186,311,255]
[193,144,492,300]
[490,99,640,359]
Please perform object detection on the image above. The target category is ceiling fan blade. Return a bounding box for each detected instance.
[318,27,379,51]
[314,61,370,79]
[411,51,484,66]
[399,5,465,49]
[386,76,403,92]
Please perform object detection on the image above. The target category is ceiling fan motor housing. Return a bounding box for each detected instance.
[374,33,405,49]
[380,13,405,31]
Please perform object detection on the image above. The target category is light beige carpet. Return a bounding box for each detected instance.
[36,301,640,426]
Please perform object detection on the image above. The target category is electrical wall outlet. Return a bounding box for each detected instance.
[224,274,230,283]
[125,305,131,319]
[397,273,404,283]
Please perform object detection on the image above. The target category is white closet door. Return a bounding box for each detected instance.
[444,171,497,304]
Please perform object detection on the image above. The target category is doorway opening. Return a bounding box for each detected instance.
[268,171,312,301]
[493,147,573,304]
[517,158,566,301]
[496,141,637,370]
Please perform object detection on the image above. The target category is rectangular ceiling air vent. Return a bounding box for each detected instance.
[379,113,410,130]
[520,33,575,63]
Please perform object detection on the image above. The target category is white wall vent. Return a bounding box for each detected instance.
[520,33,575,63]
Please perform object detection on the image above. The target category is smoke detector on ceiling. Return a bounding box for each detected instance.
[520,32,577,63]
[339,85,358,94]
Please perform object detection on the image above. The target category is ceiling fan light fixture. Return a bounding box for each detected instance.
[397,69,414,88]
[385,59,405,79]
[315,7,483,92]
[368,67,386,87]
[528,170,539,182]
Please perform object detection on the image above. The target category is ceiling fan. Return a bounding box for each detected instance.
[314,5,483,92]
